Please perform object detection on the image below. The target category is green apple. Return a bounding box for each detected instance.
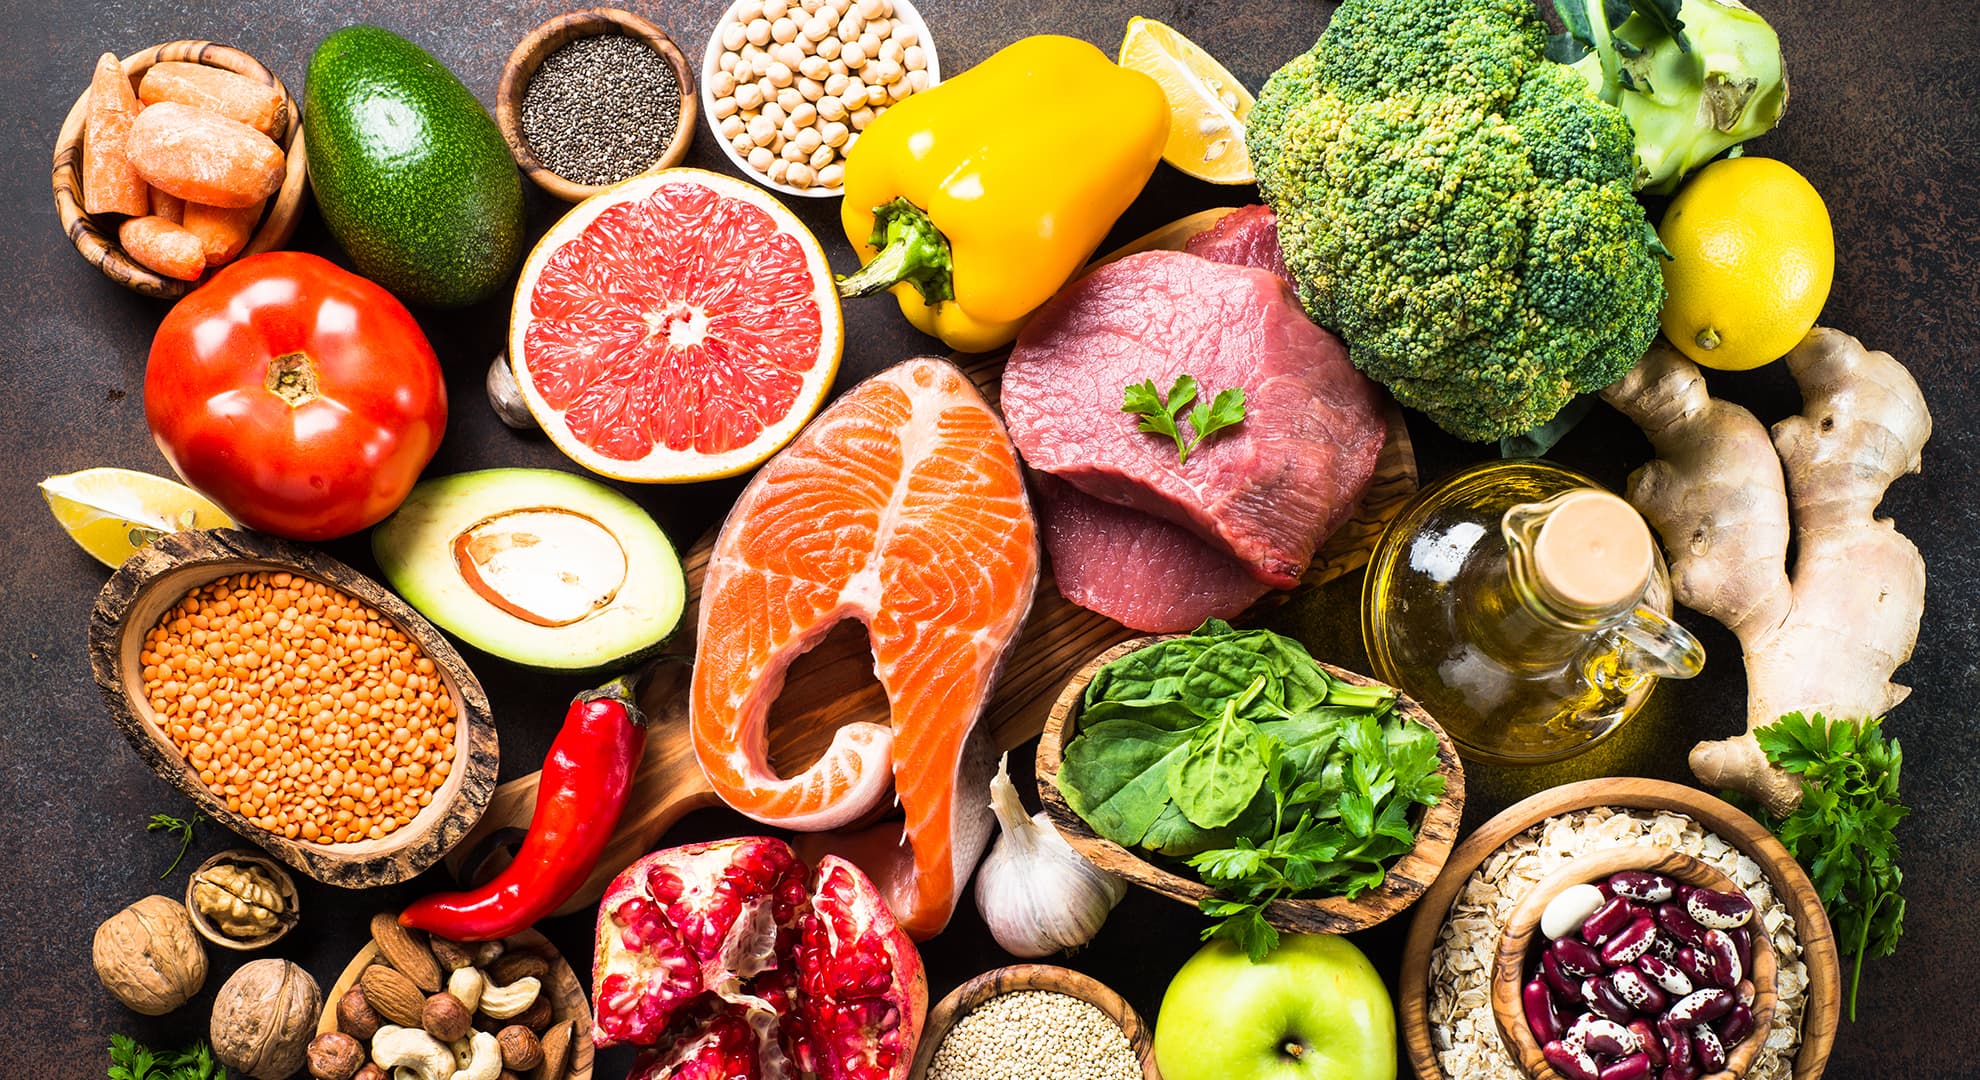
[1153,933,1396,1080]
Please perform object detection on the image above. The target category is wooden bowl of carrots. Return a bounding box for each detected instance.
[52,40,309,299]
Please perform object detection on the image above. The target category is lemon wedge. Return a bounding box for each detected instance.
[1119,17,1256,184]
[40,467,234,568]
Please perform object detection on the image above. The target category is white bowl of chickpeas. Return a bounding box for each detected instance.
[702,0,939,197]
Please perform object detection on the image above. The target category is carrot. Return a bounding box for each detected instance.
[83,52,147,217]
[182,200,262,265]
[119,215,206,280]
[149,186,185,223]
[127,101,284,208]
[138,62,283,135]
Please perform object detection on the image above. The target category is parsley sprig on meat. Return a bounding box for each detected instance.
[1056,621,1445,960]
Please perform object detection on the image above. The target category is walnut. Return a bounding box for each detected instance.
[93,895,207,1015]
[190,860,290,939]
[210,958,321,1080]
[306,1032,365,1080]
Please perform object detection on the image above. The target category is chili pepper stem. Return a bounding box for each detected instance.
[576,672,648,726]
[837,197,956,305]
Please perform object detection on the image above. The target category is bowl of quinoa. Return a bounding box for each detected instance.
[912,964,1157,1080]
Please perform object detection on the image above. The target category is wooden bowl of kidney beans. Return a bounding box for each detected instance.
[1491,846,1777,1080]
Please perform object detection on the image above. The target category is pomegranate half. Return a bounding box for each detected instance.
[595,836,927,1080]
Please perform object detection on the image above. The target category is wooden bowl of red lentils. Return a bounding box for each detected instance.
[87,528,499,888]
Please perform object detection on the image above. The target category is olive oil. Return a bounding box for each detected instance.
[1361,461,1703,764]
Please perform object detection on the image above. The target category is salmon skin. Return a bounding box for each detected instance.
[690,357,1040,939]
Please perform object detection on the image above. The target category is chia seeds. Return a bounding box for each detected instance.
[522,34,682,187]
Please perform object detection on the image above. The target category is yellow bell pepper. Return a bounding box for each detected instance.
[837,35,1170,353]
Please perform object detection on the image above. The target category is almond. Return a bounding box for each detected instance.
[533,1020,573,1080]
[370,913,441,992]
[357,963,426,1029]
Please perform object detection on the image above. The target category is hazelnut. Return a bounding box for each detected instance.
[423,990,473,1042]
[306,1032,365,1080]
[353,1067,387,1080]
[93,895,208,1015]
[336,983,382,1041]
[496,1025,543,1071]
[487,950,550,985]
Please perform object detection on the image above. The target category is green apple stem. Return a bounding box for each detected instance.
[1283,1040,1305,1060]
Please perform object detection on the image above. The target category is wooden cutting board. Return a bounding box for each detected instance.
[443,209,1420,914]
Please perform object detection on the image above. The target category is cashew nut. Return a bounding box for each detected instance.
[447,966,485,1013]
[370,1025,454,1080]
[451,1032,501,1080]
[476,975,540,1019]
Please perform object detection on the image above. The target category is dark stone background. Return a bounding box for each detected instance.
[2,0,1974,1075]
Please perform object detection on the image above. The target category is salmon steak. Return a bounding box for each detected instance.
[690,357,1040,939]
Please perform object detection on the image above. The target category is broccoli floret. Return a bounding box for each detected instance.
[1251,0,1664,442]
[1551,0,1788,194]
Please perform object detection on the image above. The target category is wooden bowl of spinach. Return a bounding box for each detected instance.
[1036,622,1465,953]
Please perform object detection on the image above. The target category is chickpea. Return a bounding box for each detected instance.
[777,86,804,111]
[735,82,765,110]
[809,143,836,169]
[712,70,739,97]
[749,146,775,171]
[712,95,739,120]
[737,0,765,18]
[819,119,851,147]
[893,25,919,47]
[772,16,798,43]
[787,163,816,188]
[791,102,819,128]
[782,139,807,162]
[888,78,913,101]
[906,68,930,92]
[818,95,848,122]
[777,42,807,68]
[767,61,794,87]
[801,55,831,80]
[851,105,875,130]
[804,15,834,42]
[746,17,773,45]
[825,72,851,97]
[904,44,925,70]
[866,82,889,106]
[748,113,777,142]
[879,38,902,64]
[859,30,883,59]
[763,99,787,123]
[859,0,888,17]
[841,40,866,67]
[721,22,748,51]
[799,77,826,102]
[817,36,842,60]
[818,163,845,188]
[764,0,789,17]
[769,158,790,183]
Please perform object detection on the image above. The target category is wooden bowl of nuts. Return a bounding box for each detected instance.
[1492,847,1778,1080]
[87,529,499,889]
[314,915,593,1080]
[701,0,940,197]
[910,964,1158,1080]
[496,8,698,203]
[1035,635,1466,936]
[185,847,301,951]
[51,40,309,299]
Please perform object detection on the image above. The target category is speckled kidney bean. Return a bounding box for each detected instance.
[1544,949,1583,1003]
[1629,1019,1665,1067]
[1736,979,1757,1008]
[1578,1017,1637,1057]
[1599,916,1659,967]
[1665,1058,1702,1080]
[1687,887,1755,929]
[1554,936,1606,979]
[1597,1052,1654,1080]
[1637,954,1692,996]
[1730,925,1754,973]
[1699,928,1743,987]
[1609,870,1676,903]
[1667,987,1736,1026]
[1648,933,1679,962]
[1657,901,1711,948]
[1675,945,1713,988]
[1525,978,1565,1043]
[1718,1002,1756,1046]
[1609,965,1668,1014]
[1659,1016,1695,1072]
[1544,1040,1601,1080]
[1582,975,1636,1024]
[1694,1025,1728,1071]
[1580,895,1640,944]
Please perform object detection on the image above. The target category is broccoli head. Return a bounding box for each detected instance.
[1251,0,1664,442]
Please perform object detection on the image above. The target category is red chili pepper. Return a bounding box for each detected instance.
[401,675,647,941]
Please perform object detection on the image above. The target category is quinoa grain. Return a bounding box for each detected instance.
[927,990,1140,1080]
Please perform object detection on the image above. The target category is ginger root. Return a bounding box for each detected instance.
[1601,328,1930,815]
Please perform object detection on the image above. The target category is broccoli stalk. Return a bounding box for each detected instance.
[1550,0,1788,194]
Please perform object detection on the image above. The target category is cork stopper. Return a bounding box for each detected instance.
[1531,490,1653,612]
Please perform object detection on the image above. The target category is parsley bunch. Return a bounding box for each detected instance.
[1748,712,1907,1020]
[109,1035,225,1080]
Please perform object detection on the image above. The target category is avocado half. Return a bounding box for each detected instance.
[373,469,684,670]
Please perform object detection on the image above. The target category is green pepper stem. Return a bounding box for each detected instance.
[837,197,956,305]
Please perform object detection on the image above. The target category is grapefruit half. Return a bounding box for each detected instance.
[509,169,844,482]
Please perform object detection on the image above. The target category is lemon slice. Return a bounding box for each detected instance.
[41,467,235,568]
[1119,17,1256,184]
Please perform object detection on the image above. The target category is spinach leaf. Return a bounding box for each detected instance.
[1057,718,1194,848]
[1168,701,1269,829]
[1078,698,1205,733]
[1181,643,1282,719]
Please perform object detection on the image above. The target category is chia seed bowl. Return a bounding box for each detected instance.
[497,8,698,203]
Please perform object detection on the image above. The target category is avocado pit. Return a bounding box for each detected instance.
[453,507,627,627]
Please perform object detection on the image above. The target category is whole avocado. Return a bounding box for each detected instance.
[304,26,524,307]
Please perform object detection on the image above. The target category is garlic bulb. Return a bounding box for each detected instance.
[974,755,1127,957]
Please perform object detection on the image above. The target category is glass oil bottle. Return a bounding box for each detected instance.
[1361,460,1704,764]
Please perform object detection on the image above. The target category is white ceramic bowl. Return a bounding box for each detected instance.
[700,0,940,199]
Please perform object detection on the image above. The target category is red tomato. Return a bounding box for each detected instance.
[145,252,448,541]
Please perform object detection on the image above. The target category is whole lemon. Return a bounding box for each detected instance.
[1658,157,1835,371]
